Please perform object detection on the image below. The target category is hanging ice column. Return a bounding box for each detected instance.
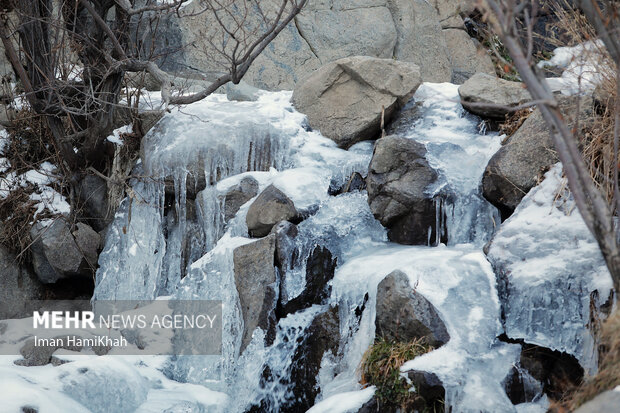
[94,93,298,300]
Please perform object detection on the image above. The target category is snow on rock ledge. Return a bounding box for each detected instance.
[486,164,613,371]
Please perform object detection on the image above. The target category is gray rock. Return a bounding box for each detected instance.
[246,185,299,237]
[226,81,260,102]
[177,0,451,90]
[15,336,83,366]
[30,220,101,284]
[233,235,277,352]
[77,175,110,232]
[295,1,398,64]
[367,136,441,245]
[458,73,531,118]
[328,172,367,196]
[431,0,476,28]
[222,177,259,222]
[376,270,449,346]
[575,390,620,413]
[177,0,321,91]
[0,246,46,319]
[388,0,452,82]
[385,101,424,135]
[443,28,495,84]
[482,97,592,216]
[293,56,422,149]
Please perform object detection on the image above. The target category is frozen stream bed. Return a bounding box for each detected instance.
[1,84,559,413]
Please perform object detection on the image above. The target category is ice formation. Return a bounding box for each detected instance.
[1,82,609,413]
[486,164,613,373]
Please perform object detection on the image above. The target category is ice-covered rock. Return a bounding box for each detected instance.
[280,306,340,412]
[328,244,523,412]
[142,94,293,184]
[279,245,337,317]
[486,164,613,372]
[94,178,166,300]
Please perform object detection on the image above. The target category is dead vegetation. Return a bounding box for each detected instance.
[360,337,441,412]
[499,107,534,137]
[550,3,618,209]
[0,108,67,259]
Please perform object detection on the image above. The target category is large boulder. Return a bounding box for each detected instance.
[431,0,477,27]
[175,0,451,90]
[443,29,495,84]
[221,176,259,222]
[386,0,452,82]
[0,246,46,319]
[375,270,449,346]
[292,56,422,149]
[246,185,300,237]
[30,221,101,284]
[366,136,441,245]
[482,97,592,216]
[458,73,531,118]
[233,235,278,352]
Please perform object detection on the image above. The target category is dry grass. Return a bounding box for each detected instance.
[0,187,39,260]
[545,2,618,206]
[0,109,65,259]
[499,108,534,137]
[4,109,57,175]
[360,337,437,411]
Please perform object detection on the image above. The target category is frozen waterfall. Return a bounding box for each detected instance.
[5,83,604,413]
